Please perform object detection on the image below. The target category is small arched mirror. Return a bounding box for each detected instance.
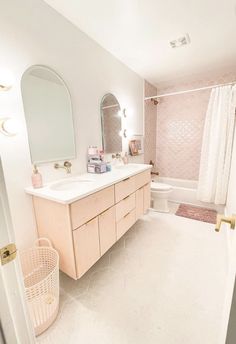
[101,93,122,154]
[21,65,76,164]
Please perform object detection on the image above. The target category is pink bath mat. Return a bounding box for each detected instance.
[175,204,217,224]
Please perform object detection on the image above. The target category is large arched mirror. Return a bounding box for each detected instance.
[101,93,122,153]
[21,65,76,164]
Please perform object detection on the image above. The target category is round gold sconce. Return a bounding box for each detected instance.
[0,118,18,136]
[0,84,11,91]
[0,70,13,91]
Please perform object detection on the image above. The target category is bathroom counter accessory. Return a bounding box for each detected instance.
[20,238,59,336]
[25,163,151,204]
[26,163,152,280]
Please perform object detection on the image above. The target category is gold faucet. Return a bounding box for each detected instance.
[149,160,159,176]
[54,161,72,174]
[215,214,236,232]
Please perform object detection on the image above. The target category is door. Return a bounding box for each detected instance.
[0,158,35,343]
[226,275,236,343]
[73,217,100,278]
[99,206,116,256]
[135,187,144,220]
[218,219,236,344]
[219,128,236,344]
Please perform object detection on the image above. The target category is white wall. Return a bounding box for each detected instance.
[0,0,144,249]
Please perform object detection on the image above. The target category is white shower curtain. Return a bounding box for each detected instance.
[197,85,236,205]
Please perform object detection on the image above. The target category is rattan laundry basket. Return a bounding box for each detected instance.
[20,238,59,336]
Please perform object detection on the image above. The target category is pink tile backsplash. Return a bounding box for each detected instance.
[145,69,236,180]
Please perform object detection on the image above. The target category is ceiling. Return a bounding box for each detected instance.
[44,0,236,86]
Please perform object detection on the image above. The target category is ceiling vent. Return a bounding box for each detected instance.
[170,34,191,48]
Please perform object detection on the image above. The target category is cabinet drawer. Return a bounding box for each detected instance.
[73,217,100,278]
[115,176,136,203]
[116,193,135,222]
[71,186,114,229]
[135,187,144,220]
[135,170,151,190]
[116,209,136,240]
[143,183,151,213]
[99,206,116,256]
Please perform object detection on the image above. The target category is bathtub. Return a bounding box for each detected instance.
[153,177,224,212]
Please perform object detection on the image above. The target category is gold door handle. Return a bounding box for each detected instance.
[215,214,236,232]
[0,243,17,265]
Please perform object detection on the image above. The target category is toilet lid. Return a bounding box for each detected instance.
[151,182,172,191]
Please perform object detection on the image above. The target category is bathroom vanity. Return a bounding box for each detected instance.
[26,164,151,280]
[22,68,150,280]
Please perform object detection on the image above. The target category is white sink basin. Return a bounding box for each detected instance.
[114,164,141,170]
[50,178,94,191]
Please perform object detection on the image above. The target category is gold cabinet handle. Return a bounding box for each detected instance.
[215,214,236,232]
[123,177,130,182]
[124,212,131,218]
[85,217,97,226]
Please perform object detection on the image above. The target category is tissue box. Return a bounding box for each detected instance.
[87,162,107,174]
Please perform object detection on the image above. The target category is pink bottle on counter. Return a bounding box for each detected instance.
[31,164,43,189]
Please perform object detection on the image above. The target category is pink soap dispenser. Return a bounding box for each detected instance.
[31,164,43,189]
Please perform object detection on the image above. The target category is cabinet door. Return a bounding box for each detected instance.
[135,187,144,220]
[99,206,116,256]
[116,209,136,240]
[73,217,100,278]
[116,193,135,222]
[71,186,114,229]
[115,176,136,203]
[135,170,151,190]
[143,183,151,213]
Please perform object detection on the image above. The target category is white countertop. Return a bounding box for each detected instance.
[25,164,152,204]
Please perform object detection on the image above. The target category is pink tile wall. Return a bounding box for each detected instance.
[144,81,157,166]
[156,90,210,180]
[155,69,236,180]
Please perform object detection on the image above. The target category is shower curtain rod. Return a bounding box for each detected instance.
[144,80,236,100]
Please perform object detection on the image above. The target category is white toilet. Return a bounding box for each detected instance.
[151,181,173,213]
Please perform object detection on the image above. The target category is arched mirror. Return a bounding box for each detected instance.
[100,93,122,154]
[21,65,76,164]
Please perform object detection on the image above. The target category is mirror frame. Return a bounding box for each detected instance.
[21,65,76,164]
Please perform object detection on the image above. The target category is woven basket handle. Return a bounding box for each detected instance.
[35,237,52,248]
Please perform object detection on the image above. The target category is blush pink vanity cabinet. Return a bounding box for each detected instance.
[32,169,151,280]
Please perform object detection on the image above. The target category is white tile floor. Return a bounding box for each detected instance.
[37,204,228,344]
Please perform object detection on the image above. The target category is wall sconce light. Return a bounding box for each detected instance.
[125,129,134,139]
[119,129,127,138]
[119,129,133,138]
[0,70,14,91]
[0,118,18,136]
[118,109,127,118]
